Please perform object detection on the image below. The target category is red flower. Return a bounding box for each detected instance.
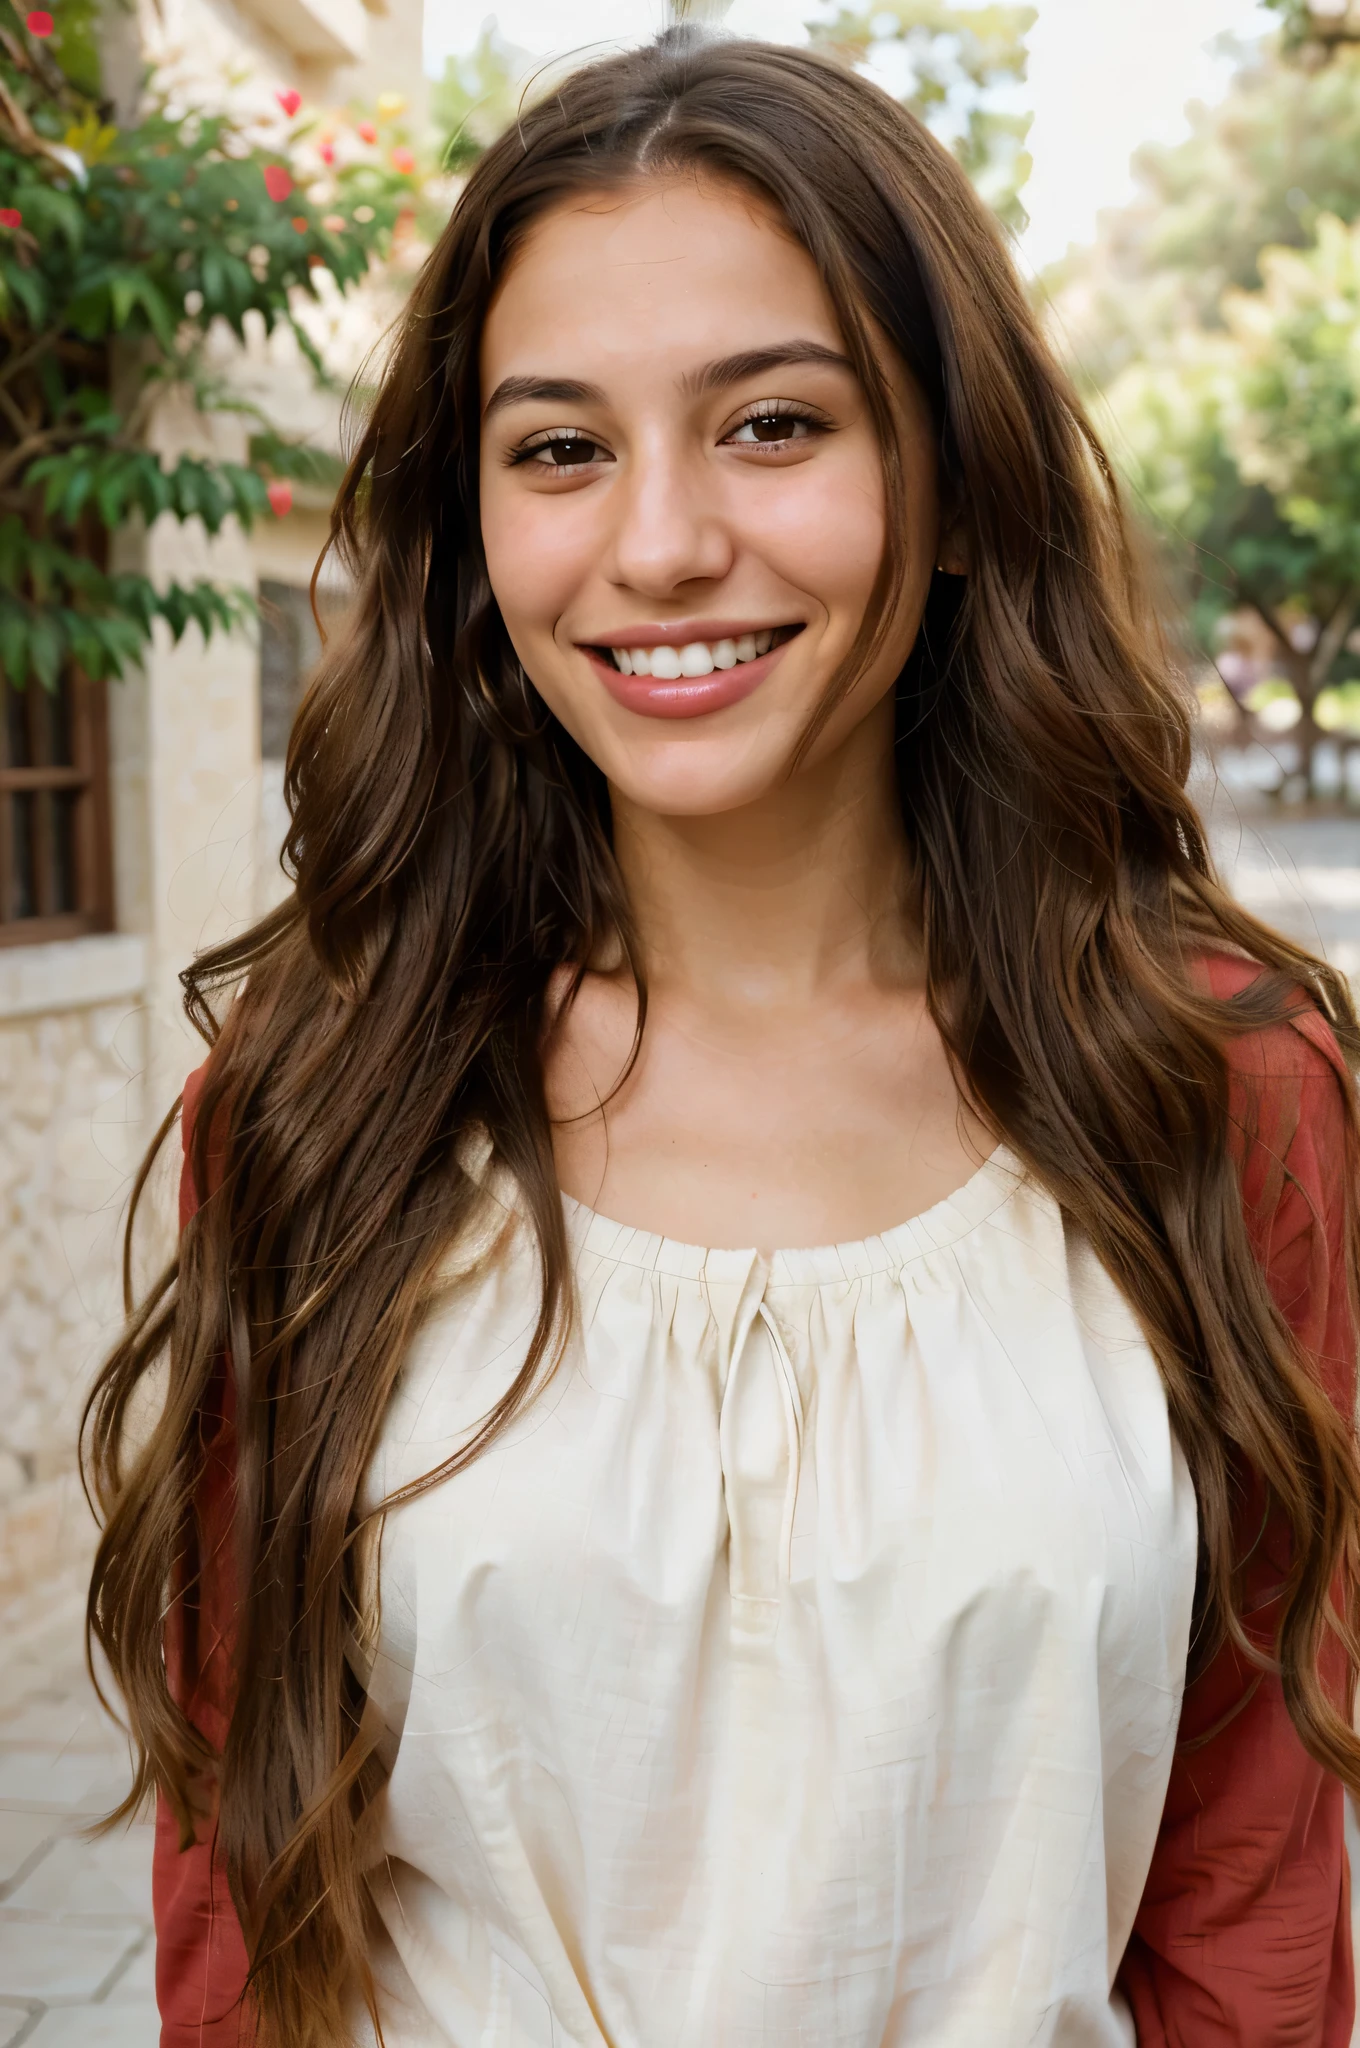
[25,11,54,37]
[0,209,22,229]
[356,120,377,144]
[390,145,415,175]
[266,480,293,518]
[276,88,302,118]
[318,139,335,166]
[291,215,308,234]
[263,164,292,203]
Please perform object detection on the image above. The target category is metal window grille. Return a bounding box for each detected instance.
[259,580,323,762]
[0,670,113,948]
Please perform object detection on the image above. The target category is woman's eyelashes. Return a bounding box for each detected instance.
[505,400,834,475]
[509,429,612,472]
[722,399,831,449]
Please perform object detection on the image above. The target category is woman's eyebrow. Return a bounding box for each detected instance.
[482,343,854,421]
[681,342,855,396]
[482,375,605,419]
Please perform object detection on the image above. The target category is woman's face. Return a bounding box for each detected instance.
[478,175,942,817]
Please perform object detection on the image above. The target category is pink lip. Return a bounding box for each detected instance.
[585,638,796,720]
[585,618,796,650]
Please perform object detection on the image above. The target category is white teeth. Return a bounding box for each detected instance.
[608,631,785,676]
[678,641,715,677]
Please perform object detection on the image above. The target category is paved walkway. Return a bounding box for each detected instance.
[2,778,1360,2045]
[1205,785,1360,984]
[0,1586,154,2046]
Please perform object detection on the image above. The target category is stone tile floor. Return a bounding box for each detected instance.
[0,1586,154,2045]
[4,780,1360,2043]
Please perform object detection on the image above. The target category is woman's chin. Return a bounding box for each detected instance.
[598,745,800,820]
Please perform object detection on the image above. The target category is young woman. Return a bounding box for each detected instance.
[87,27,1360,2048]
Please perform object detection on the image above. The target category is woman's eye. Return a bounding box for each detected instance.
[516,433,608,470]
[724,407,828,449]
[731,414,809,445]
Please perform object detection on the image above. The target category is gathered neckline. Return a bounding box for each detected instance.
[559,1144,1026,1284]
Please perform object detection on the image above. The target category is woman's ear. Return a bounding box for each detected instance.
[935,519,969,577]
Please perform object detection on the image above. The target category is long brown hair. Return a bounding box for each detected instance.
[85,27,1360,2046]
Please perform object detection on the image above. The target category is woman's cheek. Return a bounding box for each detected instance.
[481,486,582,646]
[743,460,885,625]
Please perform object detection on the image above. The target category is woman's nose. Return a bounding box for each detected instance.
[602,444,735,597]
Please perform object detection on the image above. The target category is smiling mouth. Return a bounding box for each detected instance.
[586,623,804,678]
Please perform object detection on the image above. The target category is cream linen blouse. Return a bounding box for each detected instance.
[356,1146,1198,2047]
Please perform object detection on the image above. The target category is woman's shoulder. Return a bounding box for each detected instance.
[1192,949,1353,1294]
[1190,951,1355,1406]
[1193,946,1352,1096]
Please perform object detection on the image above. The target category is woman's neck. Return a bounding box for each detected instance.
[608,696,921,1013]
[550,694,983,1251]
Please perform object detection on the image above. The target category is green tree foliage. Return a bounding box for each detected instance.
[0,0,414,691]
[806,2,1033,229]
[1052,24,1360,790]
[1264,0,1360,56]
[1051,38,1360,383]
[431,4,1033,230]
[1104,218,1360,741]
[433,22,536,173]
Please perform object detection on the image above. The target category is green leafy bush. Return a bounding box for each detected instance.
[0,0,414,690]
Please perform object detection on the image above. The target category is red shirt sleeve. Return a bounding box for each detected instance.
[1118,955,1358,2044]
[153,1064,252,2045]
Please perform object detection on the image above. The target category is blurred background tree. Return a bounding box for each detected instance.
[1264,0,1360,54]
[1104,221,1360,776]
[0,0,417,694]
[1050,10,1360,797]
[433,20,536,172]
[432,2,1034,230]
[805,2,1033,228]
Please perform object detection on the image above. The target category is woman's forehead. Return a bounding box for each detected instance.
[480,178,842,376]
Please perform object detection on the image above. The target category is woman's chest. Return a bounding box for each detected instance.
[362,1186,1197,2044]
[371,1186,1197,1753]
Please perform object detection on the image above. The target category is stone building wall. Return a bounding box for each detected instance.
[0,0,428,1630]
[0,942,149,1623]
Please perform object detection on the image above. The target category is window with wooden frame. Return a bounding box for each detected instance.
[0,669,113,947]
